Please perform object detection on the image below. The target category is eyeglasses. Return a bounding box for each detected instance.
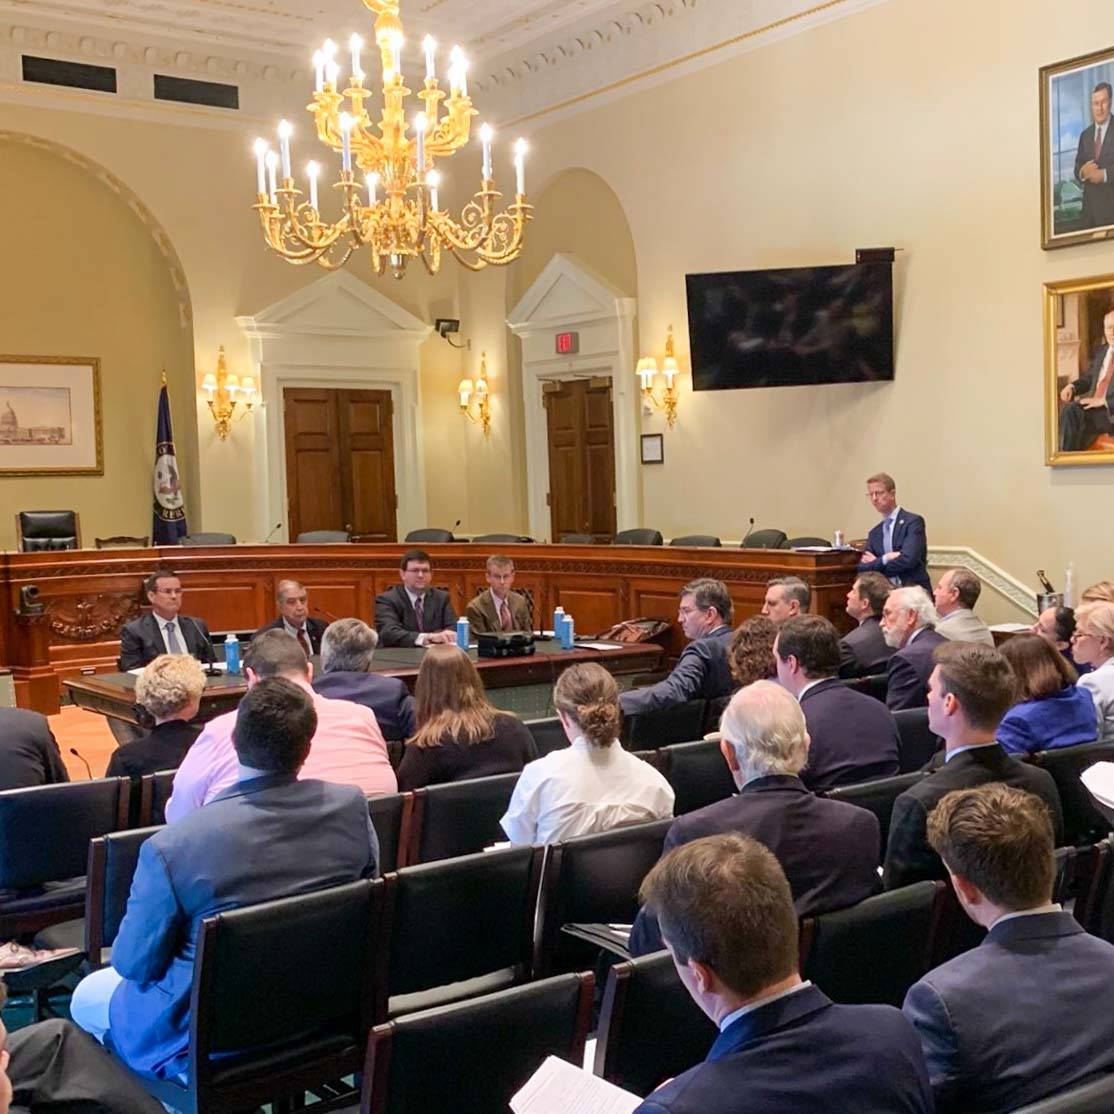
[677,605,708,617]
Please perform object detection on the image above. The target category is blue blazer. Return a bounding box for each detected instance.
[859,511,930,592]
[903,911,1114,1114]
[886,629,948,711]
[798,677,900,791]
[635,983,933,1113]
[620,626,737,716]
[106,773,379,1080]
[997,685,1100,755]
[312,670,417,741]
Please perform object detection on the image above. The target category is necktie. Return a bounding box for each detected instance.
[1094,349,1114,405]
[1097,125,1105,162]
[500,599,513,631]
[296,627,312,657]
[165,622,183,654]
[883,516,894,555]
[413,596,425,633]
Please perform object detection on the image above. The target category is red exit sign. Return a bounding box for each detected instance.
[555,331,580,355]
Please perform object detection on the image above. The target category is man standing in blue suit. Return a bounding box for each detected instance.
[858,472,930,592]
[634,833,933,1114]
[903,783,1114,1113]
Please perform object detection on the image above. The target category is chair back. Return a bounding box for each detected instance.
[893,707,942,772]
[623,699,707,749]
[799,880,945,1006]
[16,510,80,551]
[596,951,718,1097]
[658,739,736,814]
[404,528,454,543]
[536,818,672,975]
[295,530,350,543]
[85,826,160,960]
[368,793,409,874]
[558,533,597,544]
[1029,741,1114,846]
[180,532,236,546]
[95,535,149,548]
[1011,1074,1114,1114]
[472,533,534,543]
[669,534,721,547]
[364,974,593,1114]
[407,771,521,864]
[784,535,831,547]
[741,528,787,549]
[525,717,568,757]
[823,770,925,858]
[703,694,731,736]
[615,529,663,546]
[138,770,178,826]
[840,673,890,702]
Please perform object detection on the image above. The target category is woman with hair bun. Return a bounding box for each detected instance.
[500,662,674,845]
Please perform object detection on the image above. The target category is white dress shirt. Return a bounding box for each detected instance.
[1080,658,1114,743]
[158,615,188,655]
[500,736,675,846]
[718,981,814,1032]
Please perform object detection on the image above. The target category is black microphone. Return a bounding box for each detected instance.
[69,748,93,780]
[741,517,756,546]
[451,519,462,537]
[180,614,219,673]
[264,522,283,543]
[312,604,340,623]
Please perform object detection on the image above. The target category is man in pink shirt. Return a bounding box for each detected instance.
[165,629,396,822]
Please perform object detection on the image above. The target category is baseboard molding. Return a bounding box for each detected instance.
[928,547,1036,619]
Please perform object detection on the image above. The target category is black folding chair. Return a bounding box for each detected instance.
[138,770,177,826]
[525,717,568,757]
[367,793,410,874]
[1028,741,1114,846]
[892,707,942,772]
[622,700,707,749]
[404,772,521,864]
[823,771,925,859]
[658,740,736,814]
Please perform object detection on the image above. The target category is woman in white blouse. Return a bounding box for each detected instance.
[500,663,675,846]
[1073,601,1114,744]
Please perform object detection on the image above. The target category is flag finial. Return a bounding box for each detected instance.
[160,369,167,386]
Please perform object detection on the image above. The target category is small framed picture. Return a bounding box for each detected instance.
[640,433,664,464]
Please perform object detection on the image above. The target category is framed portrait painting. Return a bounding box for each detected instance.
[0,356,103,476]
[1041,47,1114,249]
[1044,274,1114,466]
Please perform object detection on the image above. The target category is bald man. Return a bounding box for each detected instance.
[253,579,328,656]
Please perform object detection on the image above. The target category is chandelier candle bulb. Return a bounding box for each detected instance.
[449,45,465,96]
[339,112,353,172]
[252,138,268,195]
[277,120,293,180]
[349,33,364,81]
[514,139,527,195]
[426,168,440,210]
[313,50,325,92]
[266,150,278,201]
[366,171,378,205]
[423,35,436,81]
[306,161,320,211]
[480,123,493,181]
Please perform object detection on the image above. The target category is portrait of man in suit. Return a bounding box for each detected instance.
[1058,306,1114,453]
[1074,81,1114,230]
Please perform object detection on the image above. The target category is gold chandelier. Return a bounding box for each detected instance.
[251,0,532,279]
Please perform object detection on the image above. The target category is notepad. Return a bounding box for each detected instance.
[510,1057,641,1114]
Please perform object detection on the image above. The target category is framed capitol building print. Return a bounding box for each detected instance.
[0,356,103,476]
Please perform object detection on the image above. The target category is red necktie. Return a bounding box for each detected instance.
[413,596,425,633]
[296,627,311,657]
[500,599,513,631]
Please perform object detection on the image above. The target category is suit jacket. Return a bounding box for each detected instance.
[883,744,1063,890]
[838,615,895,678]
[117,612,215,672]
[798,677,900,792]
[252,615,328,655]
[935,608,994,647]
[1069,342,1114,407]
[0,707,69,791]
[635,983,932,1114]
[104,720,200,780]
[630,774,879,955]
[312,670,416,741]
[903,911,1114,1114]
[373,584,457,648]
[465,588,532,633]
[859,510,930,591]
[1074,123,1114,229]
[620,626,737,716]
[107,773,379,1079]
[886,628,948,711]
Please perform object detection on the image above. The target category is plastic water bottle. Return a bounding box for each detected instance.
[224,633,241,675]
[561,613,575,650]
[552,606,565,640]
[456,617,470,650]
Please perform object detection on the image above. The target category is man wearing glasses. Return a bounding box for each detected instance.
[620,578,737,714]
[118,568,215,671]
[857,472,931,592]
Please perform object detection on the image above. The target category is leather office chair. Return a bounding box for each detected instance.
[596,951,717,1097]
[16,510,81,551]
[179,532,236,546]
[823,770,926,859]
[138,770,177,826]
[784,535,830,547]
[405,771,521,864]
[840,672,890,702]
[368,792,409,874]
[1011,1074,1114,1114]
[295,529,350,543]
[558,533,597,544]
[404,528,455,543]
[95,535,150,548]
[893,707,943,772]
[741,528,787,549]
[657,739,737,815]
[622,699,707,750]
[1028,741,1114,846]
[525,717,568,758]
[615,529,664,546]
[471,533,535,543]
[669,534,721,547]
[362,973,594,1114]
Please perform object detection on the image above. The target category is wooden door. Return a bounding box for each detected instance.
[543,377,616,542]
[284,388,398,542]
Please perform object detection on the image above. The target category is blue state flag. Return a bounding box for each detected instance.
[152,379,188,544]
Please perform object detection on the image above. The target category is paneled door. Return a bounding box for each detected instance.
[543,377,617,543]
[283,387,398,542]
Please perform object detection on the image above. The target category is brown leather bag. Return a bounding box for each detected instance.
[597,617,672,643]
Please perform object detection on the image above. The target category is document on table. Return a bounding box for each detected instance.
[579,642,624,651]
[511,1056,642,1114]
[1081,761,1114,808]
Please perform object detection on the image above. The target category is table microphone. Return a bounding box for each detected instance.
[69,748,94,780]
[264,522,283,543]
[181,615,219,674]
[741,517,756,546]
[312,605,340,623]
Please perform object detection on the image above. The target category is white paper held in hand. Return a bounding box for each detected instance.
[510,1056,642,1114]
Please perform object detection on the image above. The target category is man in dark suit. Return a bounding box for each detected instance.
[858,472,930,592]
[883,642,1063,890]
[621,578,737,715]
[1059,308,1114,452]
[68,677,379,1081]
[881,586,948,710]
[0,707,68,790]
[903,783,1114,1113]
[630,681,880,955]
[839,571,896,677]
[117,569,215,671]
[252,579,327,656]
[465,555,532,633]
[312,618,416,741]
[1074,81,1114,231]
[633,834,933,1113]
[373,549,457,648]
[775,616,899,791]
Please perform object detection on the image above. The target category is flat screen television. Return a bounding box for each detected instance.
[685,262,894,391]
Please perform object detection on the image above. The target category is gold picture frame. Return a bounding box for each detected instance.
[1045,274,1114,466]
[0,356,104,476]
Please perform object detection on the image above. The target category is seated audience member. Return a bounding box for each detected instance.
[632,834,933,1114]
[630,681,880,956]
[68,678,379,1081]
[839,572,897,678]
[373,549,457,647]
[396,646,536,790]
[1082,580,1114,604]
[775,616,900,791]
[727,616,777,687]
[252,579,327,656]
[621,579,737,715]
[933,568,994,647]
[1032,605,1089,674]
[117,569,214,671]
[0,707,68,791]
[105,655,203,779]
[501,663,674,846]
[997,635,1097,755]
[312,619,416,742]
[1073,601,1114,743]
[165,630,395,820]
[858,472,931,592]
[880,587,947,710]
[465,555,531,633]
[903,784,1114,1113]
[759,577,810,625]
[883,643,1063,890]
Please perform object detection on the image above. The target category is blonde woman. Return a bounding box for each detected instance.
[1073,601,1114,743]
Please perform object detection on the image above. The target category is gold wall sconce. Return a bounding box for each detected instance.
[200,346,257,440]
[458,351,492,436]
[636,323,681,429]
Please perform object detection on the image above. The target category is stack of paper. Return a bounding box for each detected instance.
[511,1056,642,1114]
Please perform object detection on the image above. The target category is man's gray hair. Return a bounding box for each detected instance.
[320,618,379,673]
[276,578,304,603]
[767,576,811,609]
[720,680,809,780]
[681,578,733,624]
[888,586,939,629]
